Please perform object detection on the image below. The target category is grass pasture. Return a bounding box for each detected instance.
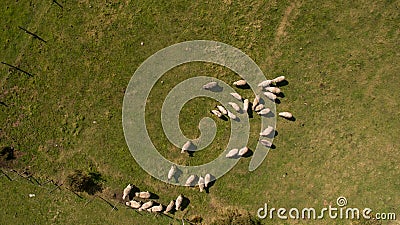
[1,0,399,224]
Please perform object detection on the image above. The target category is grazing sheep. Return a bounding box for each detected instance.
[258,80,273,87]
[259,126,274,137]
[204,174,211,188]
[185,175,197,186]
[238,147,249,157]
[272,76,285,83]
[259,139,272,147]
[126,200,142,209]
[198,176,205,192]
[122,184,133,200]
[227,110,237,120]
[279,112,293,119]
[175,194,183,210]
[257,108,271,115]
[226,148,239,158]
[150,204,163,213]
[252,95,260,110]
[233,79,247,87]
[203,81,218,90]
[211,109,222,118]
[243,99,249,112]
[181,140,192,153]
[263,91,277,100]
[230,92,242,101]
[168,165,176,181]
[165,200,174,213]
[135,191,151,199]
[139,200,153,211]
[254,104,264,112]
[217,105,227,115]
[264,86,281,94]
[228,102,241,112]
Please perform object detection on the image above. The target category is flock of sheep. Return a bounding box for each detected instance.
[123,76,293,215]
[122,184,185,214]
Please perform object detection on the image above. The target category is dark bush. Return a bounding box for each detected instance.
[66,170,103,195]
[0,146,15,161]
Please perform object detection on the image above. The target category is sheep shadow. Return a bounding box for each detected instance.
[259,111,275,118]
[247,103,254,118]
[172,167,183,183]
[180,196,190,211]
[231,116,241,122]
[275,80,289,87]
[205,175,217,193]
[128,185,140,200]
[235,83,250,89]
[149,192,160,199]
[262,130,277,139]
[281,116,296,121]
[205,85,223,92]
[219,115,228,121]
[276,92,285,98]
[241,148,254,158]
[275,98,281,104]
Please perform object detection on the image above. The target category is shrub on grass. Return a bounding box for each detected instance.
[66,170,103,195]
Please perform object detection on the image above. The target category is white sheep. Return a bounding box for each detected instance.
[203,81,218,90]
[168,165,176,181]
[175,194,183,210]
[252,95,260,110]
[204,174,211,188]
[126,200,141,209]
[217,105,227,115]
[257,108,271,115]
[259,139,272,147]
[185,175,197,186]
[233,79,247,87]
[165,200,174,213]
[226,148,239,158]
[259,126,274,137]
[272,76,285,83]
[139,200,153,211]
[230,92,242,101]
[227,110,237,120]
[181,140,192,153]
[150,204,163,213]
[198,176,205,192]
[243,99,249,112]
[264,86,281,94]
[122,184,132,200]
[258,80,273,87]
[211,109,222,118]
[135,191,151,199]
[228,102,241,112]
[238,147,249,157]
[254,104,264,112]
[279,112,293,119]
[263,91,277,100]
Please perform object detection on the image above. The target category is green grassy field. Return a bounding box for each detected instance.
[1,0,399,224]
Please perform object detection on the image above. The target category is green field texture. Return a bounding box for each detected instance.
[1,0,399,224]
